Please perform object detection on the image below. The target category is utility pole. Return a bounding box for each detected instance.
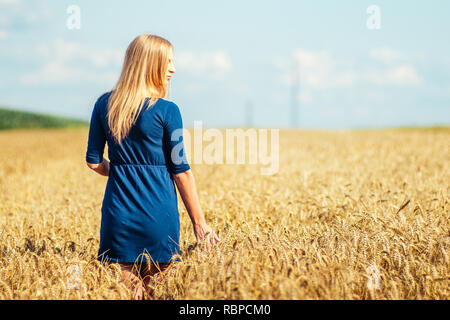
[245,100,253,128]
[291,56,300,128]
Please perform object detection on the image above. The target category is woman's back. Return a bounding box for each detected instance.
[87,91,190,174]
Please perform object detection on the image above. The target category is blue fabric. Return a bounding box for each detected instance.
[86,91,190,263]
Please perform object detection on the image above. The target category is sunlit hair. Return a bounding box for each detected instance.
[107,34,173,145]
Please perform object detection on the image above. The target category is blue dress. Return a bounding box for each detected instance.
[85,91,190,264]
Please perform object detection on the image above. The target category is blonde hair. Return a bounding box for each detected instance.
[107,34,173,144]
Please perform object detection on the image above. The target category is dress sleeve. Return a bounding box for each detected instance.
[163,102,191,174]
[85,99,106,164]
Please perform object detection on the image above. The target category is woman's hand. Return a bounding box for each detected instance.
[172,170,220,250]
[193,221,220,250]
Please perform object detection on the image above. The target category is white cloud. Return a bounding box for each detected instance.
[20,38,123,86]
[370,47,406,64]
[367,47,421,85]
[175,50,232,78]
[0,0,52,42]
[21,40,233,87]
[0,0,52,25]
[275,47,422,102]
[0,0,21,6]
[275,49,358,103]
[366,64,421,86]
[284,49,358,89]
[20,60,118,85]
[35,39,123,67]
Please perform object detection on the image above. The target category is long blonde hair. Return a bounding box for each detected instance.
[107,34,173,144]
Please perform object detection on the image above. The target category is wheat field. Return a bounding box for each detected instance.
[0,127,448,300]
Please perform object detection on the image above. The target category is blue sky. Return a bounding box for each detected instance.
[0,0,449,129]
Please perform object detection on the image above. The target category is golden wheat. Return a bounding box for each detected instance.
[0,127,448,299]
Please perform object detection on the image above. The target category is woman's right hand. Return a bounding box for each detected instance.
[193,221,220,250]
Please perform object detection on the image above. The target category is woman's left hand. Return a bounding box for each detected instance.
[193,221,220,250]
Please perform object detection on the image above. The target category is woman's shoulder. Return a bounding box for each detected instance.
[157,98,181,115]
[158,98,178,107]
[93,91,113,111]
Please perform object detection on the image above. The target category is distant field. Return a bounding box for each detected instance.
[0,108,88,130]
[352,125,450,133]
[0,127,448,299]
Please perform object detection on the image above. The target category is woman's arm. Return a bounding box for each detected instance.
[86,157,110,177]
[171,169,220,248]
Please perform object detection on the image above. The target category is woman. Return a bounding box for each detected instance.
[85,34,220,299]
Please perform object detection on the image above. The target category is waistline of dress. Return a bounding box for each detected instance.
[110,162,168,168]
